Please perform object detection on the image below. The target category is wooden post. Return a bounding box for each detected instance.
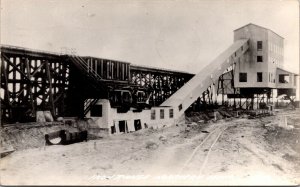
[284,115,287,127]
[45,60,55,118]
[25,57,35,117]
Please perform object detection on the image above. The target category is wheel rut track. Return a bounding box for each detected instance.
[180,126,228,175]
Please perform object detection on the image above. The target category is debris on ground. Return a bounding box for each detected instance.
[0,118,105,151]
[145,140,159,149]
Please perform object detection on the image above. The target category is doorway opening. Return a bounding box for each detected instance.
[134,119,142,131]
[119,120,128,133]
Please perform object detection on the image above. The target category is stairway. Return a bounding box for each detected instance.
[83,99,99,116]
[68,55,103,85]
[68,55,105,117]
[161,39,249,120]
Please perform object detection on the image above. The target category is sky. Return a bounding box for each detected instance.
[1,0,299,74]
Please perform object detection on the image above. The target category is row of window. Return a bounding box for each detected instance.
[269,42,283,55]
[257,55,284,64]
[255,40,262,62]
[90,105,176,120]
[256,41,283,64]
[239,72,292,84]
[239,72,263,83]
[257,41,283,54]
[151,108,174,120]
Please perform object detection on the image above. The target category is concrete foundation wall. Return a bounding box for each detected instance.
[86,99,110,129]
[86,99,175,135]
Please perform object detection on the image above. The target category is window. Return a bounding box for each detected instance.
[178,104,183,111]
[151,110,155,120]
[160,109,164,119]
[239,73,247,82]
[257,72,263,82]
[257,41,263,50]
[90,105,102,117]
[169,109,174,118]
[122,91,131,103]
[257,56,263,62]
[279,74,289,83]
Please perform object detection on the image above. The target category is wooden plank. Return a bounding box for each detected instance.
[107,61,110,79]
[19,57,25,101]
[116,62,120,79]
[12,57,16,94]
[45,60,55,116]
[94,59,97,74]
[111,61,114,79]
[1,56,11,106]
[128,63,131,81]
[25,57,36,116]
[122,63,125,80]
[101,59,103,77]
[30,62,44,77]
[0,146,15,157]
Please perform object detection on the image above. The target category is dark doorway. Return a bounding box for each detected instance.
[119,120,127,133]
[111,126,116,134]
[134,119,142,131]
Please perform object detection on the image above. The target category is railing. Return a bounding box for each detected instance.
[68,55,103,82]
[0,44,62,56]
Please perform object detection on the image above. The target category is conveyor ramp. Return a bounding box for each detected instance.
[161,39,249,120]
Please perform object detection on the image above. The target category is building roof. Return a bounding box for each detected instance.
[234,23,284,39]
[277,67,299,76]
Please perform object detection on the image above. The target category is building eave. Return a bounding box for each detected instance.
[277,67,299,76]
[234,23,284,39]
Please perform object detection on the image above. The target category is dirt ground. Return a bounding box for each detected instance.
[1,109,300,185]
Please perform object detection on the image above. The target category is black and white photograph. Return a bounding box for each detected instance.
[0,0,299,185]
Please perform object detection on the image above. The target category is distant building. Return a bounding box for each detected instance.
[233,23,297,92]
